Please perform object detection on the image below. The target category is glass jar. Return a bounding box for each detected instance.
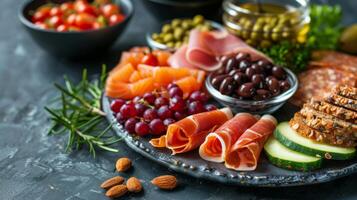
[223,0,310,48]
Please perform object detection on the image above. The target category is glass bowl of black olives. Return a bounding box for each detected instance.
[205,52,298,114]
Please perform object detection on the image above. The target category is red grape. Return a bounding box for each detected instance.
[168,87,183,98]
[188,101,205,115]
[110,99,125,113]
[116,112,125,122]
[167,83,179,90]
[149,119,166,135]
[135,103,146,117]
[154,97,169,108]
[163,118,176,126]
[174,111,186,120]
[157,105,173,119]
[120,103,137,118]
[135,121,150,136]
[169,96,186,112]
[133,96,141,103]
[143,92,155,104]
[143,108,158,121]
[189,91,208,103]
[205,104,218,111]
[125,118,137,133]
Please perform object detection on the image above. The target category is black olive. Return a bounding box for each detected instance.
[280,80,291,91]
[239,60,251,72]
[267,78,280,95]
[235,52,250,63]
[211,74,227,89]
[233,72,248,85]
[237,82,255,98]
[229,69,240,76]
[245,67,256,79]
[251,63,264,74]
[272,66,286,80]
[251,74,264,88]
[225,58,237,73]
[254,89,271,100]
[219,77,235,95]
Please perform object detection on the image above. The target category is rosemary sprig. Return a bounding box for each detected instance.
[45,65,121,157]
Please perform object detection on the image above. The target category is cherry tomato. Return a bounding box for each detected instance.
[66,14,77,26]
[75,13,96,30]
[100,4,119,18]
[35,21,50,29]
[141,53,159,66]
[60,2,74,11]
[56,24,69,32]
[48,16,63,28]
[74,1,97,16]
[92,21,103,30]
[49,7,62,17]
[108,14,125,26]
[32,6,51,22]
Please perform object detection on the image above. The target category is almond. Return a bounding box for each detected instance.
[105,185,128,198]
[126,177,142,193]
[100,176,125,189]
[151,175,177,190]
[116,157,131,172]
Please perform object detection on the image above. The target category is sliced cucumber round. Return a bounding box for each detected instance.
[275,122,356,160]
[264,136,322,171]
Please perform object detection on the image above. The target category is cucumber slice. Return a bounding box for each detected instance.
[264,136,322,171]
[275,122,356,160]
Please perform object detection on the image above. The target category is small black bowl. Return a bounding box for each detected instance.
[142,0,223,21]
[19,0,133,58]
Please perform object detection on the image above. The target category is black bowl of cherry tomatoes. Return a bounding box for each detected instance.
[19,0,133,58]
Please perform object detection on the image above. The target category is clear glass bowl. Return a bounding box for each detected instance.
[146,20,225,51]
[222,0,310,48]
[205,67,298,114]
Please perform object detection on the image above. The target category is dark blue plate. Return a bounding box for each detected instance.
[102,95,357,187]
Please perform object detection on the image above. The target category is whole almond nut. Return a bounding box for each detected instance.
[126,177,142,193]
[100,176,125,189]
[151,175,177,190]
[105,185,128,198]
[116,157,131,172]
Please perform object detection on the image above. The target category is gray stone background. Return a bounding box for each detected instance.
[1,0,357,199]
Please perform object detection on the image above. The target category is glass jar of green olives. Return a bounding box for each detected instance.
[223,0,310,48]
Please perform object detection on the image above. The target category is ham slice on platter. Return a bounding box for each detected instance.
[168,29,271,71]
[150,108,233,155]
[199,113,259,163]
[225,115,277,171]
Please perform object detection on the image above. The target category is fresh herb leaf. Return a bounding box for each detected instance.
[45,65,121,157]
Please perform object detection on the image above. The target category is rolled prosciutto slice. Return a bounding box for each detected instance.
[199,113,259,163]
[169,29,271,71]
[225,115,277,171]
[150,108,233,155]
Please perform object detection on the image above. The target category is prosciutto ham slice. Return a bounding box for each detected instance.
[150,108,233,155]
[169,29,271,71]
[225,115,277,171]
[199,113,259,163]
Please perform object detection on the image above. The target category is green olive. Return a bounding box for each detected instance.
[255,17,265,25]
[173,28,184,40]
[243,20,253,30]
[163,33,174,43]
[166,42,175,48]
[152,33,160,40]
[282,31,291,38]
[268,17,278,27]
[245,39,256,46]
[271,32,281,41]
[200,25,210,31]
[242,30,250,39]
[252,23,262,32]
[260,40,271,48]
[263,32,270,39]
[263,24,272,33]
[175,41,182,48]
[171,19,182,28]
[250,32,260,40]
[182,20,192,30]
[238,17,248,26]
[272,25,284,33]
[162,24,172,33]
[193,15,204,25]
[278,17,290,26]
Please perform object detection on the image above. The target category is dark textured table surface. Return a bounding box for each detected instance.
[1,0,357,199]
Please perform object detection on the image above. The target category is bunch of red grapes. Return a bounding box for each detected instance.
[110,84,217,136]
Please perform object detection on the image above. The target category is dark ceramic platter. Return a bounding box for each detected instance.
[102,96,357,187]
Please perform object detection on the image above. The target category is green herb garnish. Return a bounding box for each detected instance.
[45,65,121,157]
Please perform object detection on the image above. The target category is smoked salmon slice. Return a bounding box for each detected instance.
[150,108,233,155]
[199,113,259,163]
[225,115,277,171]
